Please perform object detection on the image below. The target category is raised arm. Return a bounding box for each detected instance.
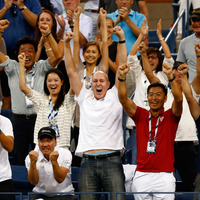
[50,151,68,183]
[0,130,13,152]
[129,19,148,56]
[157,19,171,59]
[64,31,82,97]
[18,52,31,95]
[39,24,63,67]
[73,7,81,66]
[99,8,108,73]
[163,63,183,117]
[192,42,200,94]
[17,0,40,28]
[179,63,200,120]
[138,42,160,83]
[0,19,9,63]
[0,0,12,19]
[118,63,137,117]
[28,151,39,186]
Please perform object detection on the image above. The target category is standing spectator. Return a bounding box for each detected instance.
[0,23,61,165]
[0,115,15,200]
[0,0,42,60]
[25,127,76,200]
[118,63,183,200]
[63,15,127,198]
[107,0,146,55]
[177,8,200,83]
[99,0,149,22]
[176,0,200,40]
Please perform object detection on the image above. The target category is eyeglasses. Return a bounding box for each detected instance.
[148,55,158,60]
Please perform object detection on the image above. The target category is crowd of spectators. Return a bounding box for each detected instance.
[0,0,200,200]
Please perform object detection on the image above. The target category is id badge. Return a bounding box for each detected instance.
[147,140,157,154]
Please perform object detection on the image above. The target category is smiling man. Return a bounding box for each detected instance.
[25,127,75,200]
[118,63,183,200]
[0,31,61,165]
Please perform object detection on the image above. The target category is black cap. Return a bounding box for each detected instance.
[190,8,200,19]
[38,127,56,139]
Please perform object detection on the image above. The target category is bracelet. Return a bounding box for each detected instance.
[119,40,125,44]
[19,5,27,11]
[118,77,126,82]
[45,32,51,37]
[45,48,52,52]
[0,31,4,35]
[168,74,176,82]
[197,55,200,58]
[159,37,165,41]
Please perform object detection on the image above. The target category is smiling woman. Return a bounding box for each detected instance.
[18,52,76,150]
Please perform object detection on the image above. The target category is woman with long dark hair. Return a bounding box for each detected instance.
[19,52,75,149]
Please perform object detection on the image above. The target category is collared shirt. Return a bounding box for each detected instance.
[107,9,146,55]
[57,12,93,61]
[25,146,74,195]
[0,57,52,114]
[0,0,42,51]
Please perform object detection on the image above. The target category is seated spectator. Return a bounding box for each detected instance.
[25,127,76,200]
[0,21,61,165]
[0,114,15,200]
[177,8,200,84]
[0,0,42,60]
[176,0,200,40]
[107,0,147,55]
[19,51,76,150]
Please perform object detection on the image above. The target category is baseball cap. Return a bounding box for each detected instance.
[190,8,200,20]
[38,127,56,139]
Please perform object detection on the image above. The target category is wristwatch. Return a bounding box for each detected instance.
[19,5,27,11]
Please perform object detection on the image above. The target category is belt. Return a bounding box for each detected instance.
[13,113,37,120]
[85,9,99,13]
[83,151,120,159]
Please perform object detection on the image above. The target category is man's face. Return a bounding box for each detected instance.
[106,18,114,39]
[18,44,36,69]
[191,17,200,35]
[62,0,80,11]
[38,137,57,160]
[147,87,167,112]
[116,0,133,10]
[91,72,110,100]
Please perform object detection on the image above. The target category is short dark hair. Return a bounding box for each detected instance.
[146,47,163,73]
[44,68,65,110]
[83,41,101,55]
[147,82,168,96]
[16,36,37,55]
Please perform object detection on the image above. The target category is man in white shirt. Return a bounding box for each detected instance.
[25,127,75,200]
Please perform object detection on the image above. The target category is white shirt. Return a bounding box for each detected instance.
[0,115,13,182]
[57,12,93,61]
[84,0,99,10]
[75,86,124,157]
[25,146,74,195]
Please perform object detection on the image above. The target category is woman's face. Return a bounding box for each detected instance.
[83,45,100,65]
[106,18,113,39]
[46,73,63,96]
[38,12,53,31]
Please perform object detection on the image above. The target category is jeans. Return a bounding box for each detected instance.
[78,155,125,200]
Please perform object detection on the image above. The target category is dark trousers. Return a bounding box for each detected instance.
[174,141,198,192]
[0,179,16,200]
[12,115,36,165]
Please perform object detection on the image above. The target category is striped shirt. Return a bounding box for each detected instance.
[27,90,76,148]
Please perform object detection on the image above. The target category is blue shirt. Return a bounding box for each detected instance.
[107,9,146,55]
[0,0,42,52]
